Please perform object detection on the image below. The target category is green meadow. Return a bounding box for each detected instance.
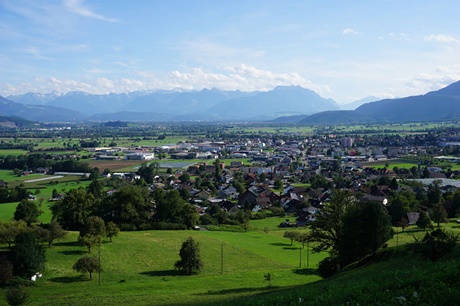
[0,215,459,305]
[0,177,92,223]
[0,222,325,306]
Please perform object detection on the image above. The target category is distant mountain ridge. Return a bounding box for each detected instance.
[6,86,339,121]
[0,95,86,122]
[4,80,460,123]
[296,80,460,124]
[340,96,380,110]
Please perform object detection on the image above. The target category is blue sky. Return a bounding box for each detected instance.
[0,0,459,104]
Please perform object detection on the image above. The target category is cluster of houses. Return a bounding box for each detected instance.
[16,131,460,227]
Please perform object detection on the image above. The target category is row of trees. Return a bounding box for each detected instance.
[50,183,200,231]
[0,153,93,173]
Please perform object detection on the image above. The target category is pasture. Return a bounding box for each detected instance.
[0,215,457,305]
[0,221,325,306]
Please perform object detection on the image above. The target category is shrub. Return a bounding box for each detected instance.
[317,256,340,278]
[411,228,459,262]
[4,286,30,306]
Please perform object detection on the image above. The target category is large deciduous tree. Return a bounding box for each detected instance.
[308,189,355,260]
[78,216,106,253]
[155,190,198,229]
[431,203,448,228]
[310,190,394,273]
[72,256,101,279]
[12,232,46,278]
[174,237,203,275]
[51,188,96,230]
[103,185,151,227]
[0,220,27,248]
[338,201,393,266]
[14,199,41,226]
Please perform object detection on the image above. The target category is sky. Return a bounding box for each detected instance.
[0,0,460,104]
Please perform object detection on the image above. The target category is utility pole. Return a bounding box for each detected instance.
[299,247,302,267]
[306,241,309,268]
[98,249,101,286]
[221,243,224,275]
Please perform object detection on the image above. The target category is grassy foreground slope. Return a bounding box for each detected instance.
[1,221,459,305]
[0,226,324,306]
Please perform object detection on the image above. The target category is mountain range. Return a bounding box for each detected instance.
[1,80,460,123]
[3,86,340,122]
[296,80,460,124]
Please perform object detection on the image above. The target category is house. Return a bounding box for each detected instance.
[193,190,211,201]
[217,185,238,199]
[219,200,241,216]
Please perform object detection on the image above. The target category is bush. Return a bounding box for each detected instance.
[4,286,30,306]
[411,228,459,262]
[317,256,340,278]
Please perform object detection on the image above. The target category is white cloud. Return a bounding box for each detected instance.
[0,64,330,96]
[64,0,118,23]
[402,65,460,96]
[342,28,357,35]
[423,34,458,43]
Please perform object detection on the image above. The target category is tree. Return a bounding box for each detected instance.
[50,188,95,230]
[81,216,106,238]
[106,221,120,242]
[45,219,67,247]
[174,237,203,275]
[389,177,398,190]
[72,256,101,279]
[431,203,448,227]
[283,231,300,245]
[214,159,221,181]
[78,234,102,253]
[338,201,393,266]
[87,179,103,198]
[14,199,41,226]
[308,189,355,261]
[416,211,432,230]
[12,232,46,278]
[0,255,13,286]
[178,172,190,183]
[155,190,198,228]
[274,179,283,190]
[103,185,151,227]
[0,220,27,248]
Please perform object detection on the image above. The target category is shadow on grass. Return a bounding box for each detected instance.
[292,268,318,276]
[49,275,89,283]
[283,246,300,250]
[59,250,87,256]
[269,242,291,247]
[53,241,80,247]
[194,286,279,296]
[140,270,180,277]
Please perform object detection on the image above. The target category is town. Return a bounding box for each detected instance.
[1,121,460,305]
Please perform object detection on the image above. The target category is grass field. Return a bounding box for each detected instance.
[0,221,325,306]
[0,217,458,305]
[0,179,92,223]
